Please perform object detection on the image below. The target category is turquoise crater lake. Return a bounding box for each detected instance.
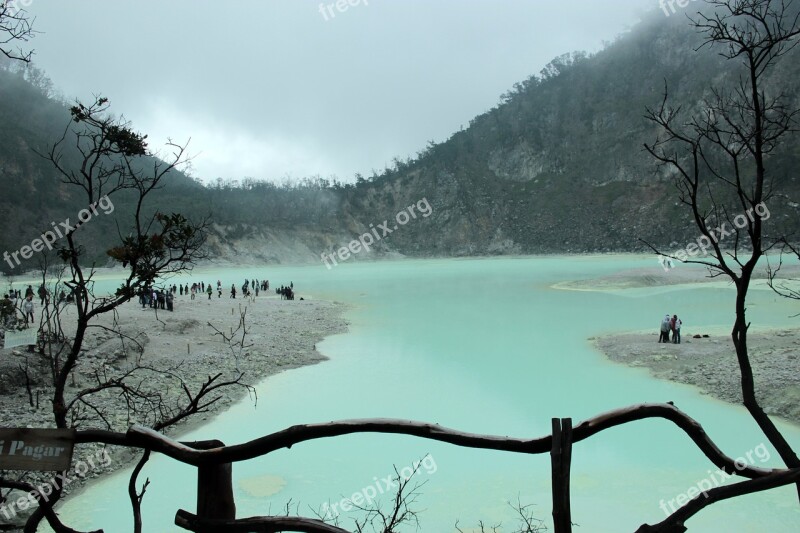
[47,255,800,532]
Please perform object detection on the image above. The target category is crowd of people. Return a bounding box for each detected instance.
[139,286,176,311]
[659,314,682,344]
[1,285,39,328]
[134,277,299,312]
[277,282,294,300]
[0,283,84,329]
[2,277,298,328]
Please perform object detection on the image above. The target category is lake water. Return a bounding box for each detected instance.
[36,255,800,532]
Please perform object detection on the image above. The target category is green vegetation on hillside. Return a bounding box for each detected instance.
[1,6,798,273]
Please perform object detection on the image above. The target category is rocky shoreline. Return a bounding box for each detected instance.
[592,329,800,425]
[0,293,349,529]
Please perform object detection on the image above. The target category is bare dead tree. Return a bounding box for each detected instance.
[208,304,254,372]
[38,95,210,428]
[508,497,548,533]
[128,449,151,533]
[307,460,426,533]
[766,239,800,302]
[18,357,33,407]
[643,0,800,498]
[456,520,502,533]
[283,461,546,533]
[350,466,424,533]
[0,96,254,533]
[0,1,34,62]
[455,497,548,533]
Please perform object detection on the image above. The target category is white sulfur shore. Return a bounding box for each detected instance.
[0,292,349,529]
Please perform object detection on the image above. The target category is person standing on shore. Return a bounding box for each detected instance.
[1,294,15,326]
[673,315,682,344]
[230,284,236,299]
[659,314,671,343]
[37,284,48,306]
[22,295,34,326]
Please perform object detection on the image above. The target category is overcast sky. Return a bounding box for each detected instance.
[23,0,650,184]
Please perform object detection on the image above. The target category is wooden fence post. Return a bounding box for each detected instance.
[551,418,573,533]
[189,439,235,532]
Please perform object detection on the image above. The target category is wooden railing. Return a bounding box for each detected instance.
[72,403,800,533]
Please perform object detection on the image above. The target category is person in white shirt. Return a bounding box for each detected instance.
[660,314,671,343]
[673,316,682,344]
[22,295,35,326]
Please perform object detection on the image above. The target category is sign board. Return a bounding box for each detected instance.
[2,329,38,350]
[0,428,76,471]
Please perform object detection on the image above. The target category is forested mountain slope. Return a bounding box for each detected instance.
[1,8,798,273]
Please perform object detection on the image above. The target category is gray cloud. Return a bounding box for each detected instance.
[25,0,647,183]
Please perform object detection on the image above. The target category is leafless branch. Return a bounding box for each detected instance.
[0,2,34,62]
[128,449,151,533]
